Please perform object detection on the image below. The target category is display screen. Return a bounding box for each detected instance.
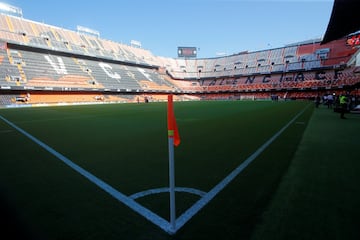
[178,47,197,58]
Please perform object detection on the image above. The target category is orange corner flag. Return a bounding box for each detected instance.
[167,94,180,147]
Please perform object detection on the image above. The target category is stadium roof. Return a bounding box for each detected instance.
[322,0,360,44]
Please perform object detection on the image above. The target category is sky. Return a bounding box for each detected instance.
[3,0,335,58]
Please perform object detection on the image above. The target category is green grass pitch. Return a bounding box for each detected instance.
[0,100,314,239]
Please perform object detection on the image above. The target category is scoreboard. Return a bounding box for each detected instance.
[178,47,197,58]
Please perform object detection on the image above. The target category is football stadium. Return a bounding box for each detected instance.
[1,1,360,240]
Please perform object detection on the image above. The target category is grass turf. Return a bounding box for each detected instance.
[251,106,360,240]
[0,100,313,239]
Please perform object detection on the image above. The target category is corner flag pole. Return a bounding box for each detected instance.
[167,94,180,232]
[168,134,176,231]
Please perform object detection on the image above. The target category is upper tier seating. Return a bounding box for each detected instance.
[0,14,158,67]
[164,40,358,80]
[1,13,359,94]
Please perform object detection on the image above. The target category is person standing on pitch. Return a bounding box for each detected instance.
[339,93,348,119]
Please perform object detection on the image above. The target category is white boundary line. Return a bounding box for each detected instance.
[0,115,174,234]
[0,103,310,234]
[174,104,311,231]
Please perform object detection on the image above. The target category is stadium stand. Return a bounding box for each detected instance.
[1,10,360,106]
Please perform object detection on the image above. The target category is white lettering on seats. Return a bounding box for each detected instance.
[44,55,68,74]
[99,62,121,79]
